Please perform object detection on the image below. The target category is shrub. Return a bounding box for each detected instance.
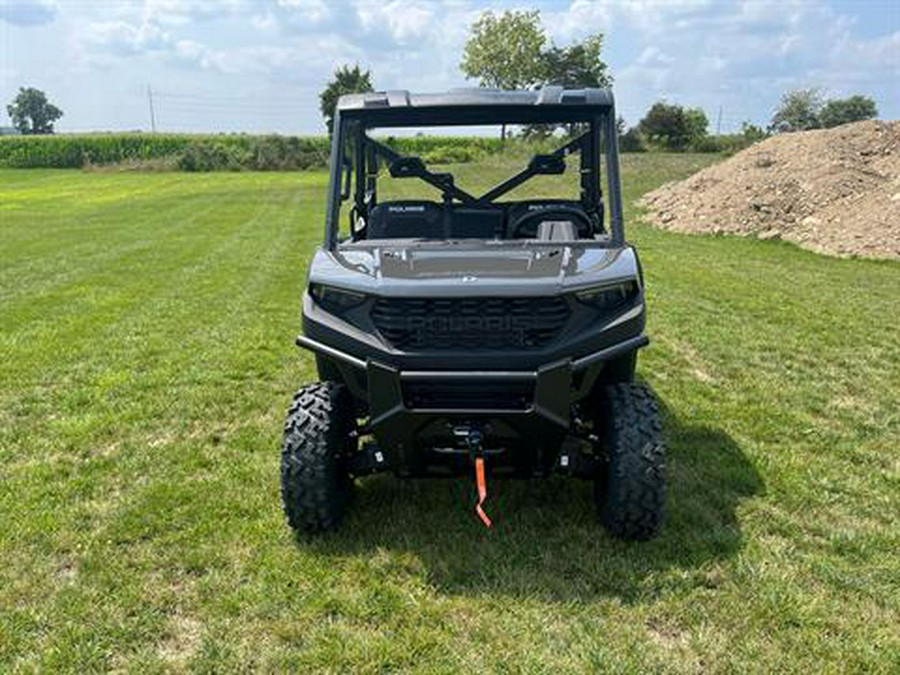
[421,145,480,164]
[389,136,504,159]
[619,128,646,152]
[690,135,722,153]
[247,136,330,170]
[638,102,709,151]
[820,95,878,128]
[770,88,823,133]
[0,133,502,171]
[177,140,249,172]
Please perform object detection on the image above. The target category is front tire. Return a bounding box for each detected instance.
[594,383,666,540]
[281,382,355,533]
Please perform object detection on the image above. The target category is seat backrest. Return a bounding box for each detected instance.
[446,207,505,239]
[367,201,443,239]
[506,200,601,239]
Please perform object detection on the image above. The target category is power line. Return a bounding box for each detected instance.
[152,91,313,105]
[155,101,306,113]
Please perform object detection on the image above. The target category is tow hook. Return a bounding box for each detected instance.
[455,426,492,528]
[348,439,390,476]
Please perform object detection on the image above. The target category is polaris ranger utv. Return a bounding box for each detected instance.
[282,87,665,540]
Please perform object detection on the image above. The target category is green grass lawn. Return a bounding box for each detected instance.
[1,156,898,673]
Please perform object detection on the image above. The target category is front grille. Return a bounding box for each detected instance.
[403,380,534,410]
[371,296,570,351]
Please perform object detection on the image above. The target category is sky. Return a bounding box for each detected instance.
[1,0,898,134]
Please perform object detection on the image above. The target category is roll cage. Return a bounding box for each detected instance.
[324,87,625,248]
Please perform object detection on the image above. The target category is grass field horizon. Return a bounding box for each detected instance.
[1,155,898,672]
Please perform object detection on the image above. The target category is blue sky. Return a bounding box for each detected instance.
[1,0,897,134]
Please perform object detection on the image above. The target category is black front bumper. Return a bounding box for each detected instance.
[296,333,647,474]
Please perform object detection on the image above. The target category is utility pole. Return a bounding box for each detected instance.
[716,104,723,136]
[147,84,157,133]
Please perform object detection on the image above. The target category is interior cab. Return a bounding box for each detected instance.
[325,92,619,246]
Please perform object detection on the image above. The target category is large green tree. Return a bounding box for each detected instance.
[460,10,546,139]
[462,12,614,139]
[770,88,823,133]
[460,10,547,90]
[7,87,63,135]
[539,34,611,89]
[638,102,708,151]
[530,33,612,137]
[319,64,373,134]
[819,95,878,128]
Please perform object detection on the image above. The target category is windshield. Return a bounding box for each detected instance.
[327,111,621,246]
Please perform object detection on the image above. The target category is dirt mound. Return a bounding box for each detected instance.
[639,120,900,259]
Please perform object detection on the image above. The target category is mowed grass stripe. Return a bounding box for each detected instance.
[0,171,288,300]
[0,172,303,530]
[1,173,319,670]
[0,174,310,385]
[0,175,238,304]
[644,237,898,450]
[634,227,898,532]
[0,172,326,300]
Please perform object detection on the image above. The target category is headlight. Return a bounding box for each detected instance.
[309,283,366,313]
[575,280,639,310]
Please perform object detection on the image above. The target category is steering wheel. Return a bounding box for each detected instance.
[509,206,593,239]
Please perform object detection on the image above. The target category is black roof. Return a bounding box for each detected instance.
[336,86,615,127]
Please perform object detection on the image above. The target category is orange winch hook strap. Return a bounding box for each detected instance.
[474,457,492,528]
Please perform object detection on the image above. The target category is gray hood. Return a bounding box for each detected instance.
[307,241,640,297]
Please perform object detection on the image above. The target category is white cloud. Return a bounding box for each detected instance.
[832,29,900,73]
[277,0,332,24]
[142,0,244,25]
[614,0,714,35]
[545,0,613,42]
[635,47,674,68]
[0,0,58,26]
[171,38,214,68]
[167,34,361,81]
[88,19,169,55]
[355,0,435,44]
[250,0,337,36]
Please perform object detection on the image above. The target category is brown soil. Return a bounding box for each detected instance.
[639,120,900,259]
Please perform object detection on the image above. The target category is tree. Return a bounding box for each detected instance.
[7,87,63,135]
[770,88,823,133]
[638,102,708,151]
[461,10,546,89]
[819,95,878,128]
[540,33,611,89]
[460,10,546,139]
[461,11,614,139]
[319,64,373,134]
[618,118,646,153]
[740,121,768,143]
[684,108,709,144]
[528,33,612,137]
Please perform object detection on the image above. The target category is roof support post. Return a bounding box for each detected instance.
[603,109,625,246]
[325,110,346,250]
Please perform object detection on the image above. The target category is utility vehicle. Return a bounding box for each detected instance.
[282,87,665,539]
